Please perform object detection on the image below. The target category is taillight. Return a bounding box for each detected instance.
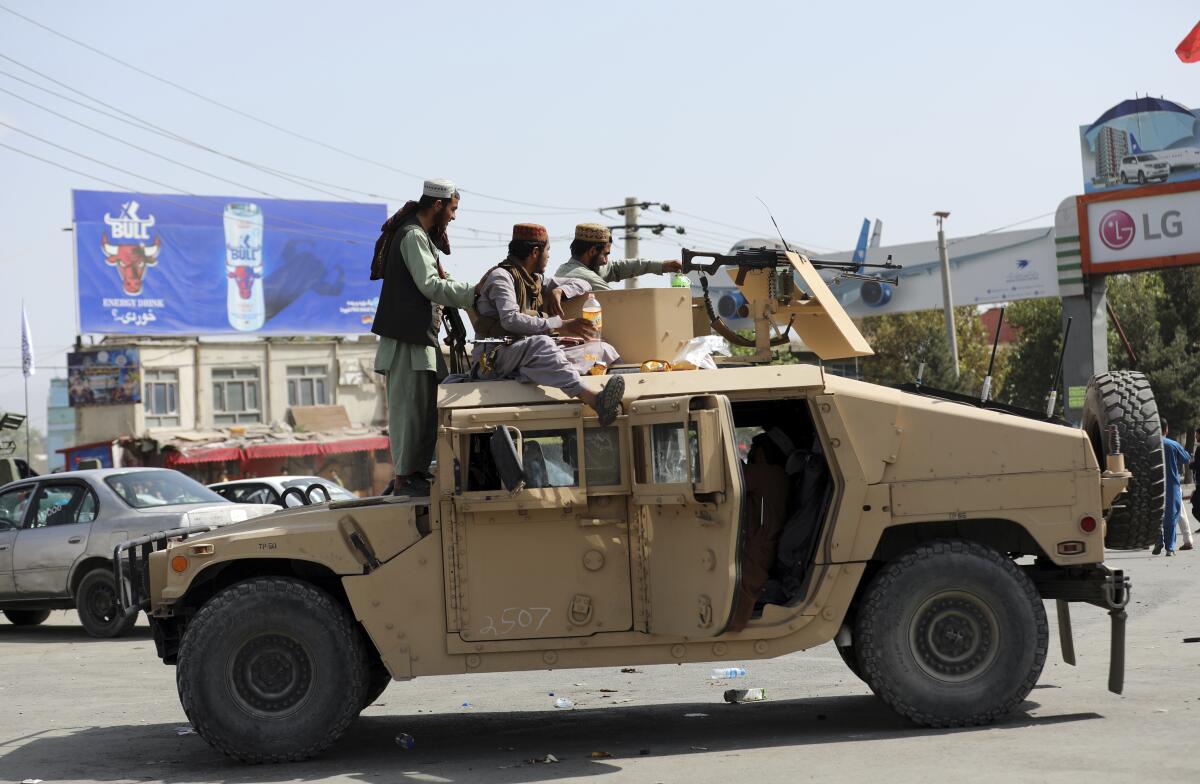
[1080,516,1098,533]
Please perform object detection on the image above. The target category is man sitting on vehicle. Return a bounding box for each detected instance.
[555,223,682,290]
[470,223,625,426]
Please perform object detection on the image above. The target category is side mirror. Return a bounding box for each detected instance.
[490,425,526,493]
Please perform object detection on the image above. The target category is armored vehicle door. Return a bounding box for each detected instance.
[447,403,634,643]
[627,394,744,638]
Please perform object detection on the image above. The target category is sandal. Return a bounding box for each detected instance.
[593,375,625,427]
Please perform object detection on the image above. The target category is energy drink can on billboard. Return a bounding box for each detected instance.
[223,202,265,332]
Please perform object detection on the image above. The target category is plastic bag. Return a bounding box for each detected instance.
[671,335,730,370]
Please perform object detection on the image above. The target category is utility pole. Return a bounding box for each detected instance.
[934,211,960,379]
[597,198,687,289]
[624,196,639,289]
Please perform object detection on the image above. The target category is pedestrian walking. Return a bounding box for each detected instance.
[1153,417,1192,556]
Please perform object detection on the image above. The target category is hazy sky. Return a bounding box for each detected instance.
[1,1,1198,432]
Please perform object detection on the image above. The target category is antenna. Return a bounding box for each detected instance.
[755,196,794,254]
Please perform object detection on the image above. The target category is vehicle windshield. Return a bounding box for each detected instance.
[282,477,355,499]
[106,471,225,509]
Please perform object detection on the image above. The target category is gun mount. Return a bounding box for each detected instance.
[682,247,889,363]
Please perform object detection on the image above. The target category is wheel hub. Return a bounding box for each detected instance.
[229,633,313,718]
[89,583,117,624]
[910,591,1000,682]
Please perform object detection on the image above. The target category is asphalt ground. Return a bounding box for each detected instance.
[1,548,1197,784]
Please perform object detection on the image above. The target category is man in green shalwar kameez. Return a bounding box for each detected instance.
[554,223,682,290]
[370,178,473,496]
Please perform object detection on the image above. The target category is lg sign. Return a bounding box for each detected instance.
[1083,186,1200,273]
[1099,210,1135,250]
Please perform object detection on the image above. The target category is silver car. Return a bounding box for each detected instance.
[0,468,276,637]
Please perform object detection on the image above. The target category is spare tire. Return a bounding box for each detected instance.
[1081,371,1165,549]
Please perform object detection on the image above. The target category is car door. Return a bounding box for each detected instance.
[446,403,634,644]
[12,481,98,598]
[0,484,36,598]
[626,394,745,638]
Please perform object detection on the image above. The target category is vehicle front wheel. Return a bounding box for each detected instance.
[176,577,368,762]
[76,568,138,638]
[3,609,52,626]
[855,540,1047,727]
[1138,171,1146,184]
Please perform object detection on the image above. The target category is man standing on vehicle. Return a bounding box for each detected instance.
[471,223,625,425]
[371,179,475,496]
[1153,417,1192,556]
[555,223,682,290]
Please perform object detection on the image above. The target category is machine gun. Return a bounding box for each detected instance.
[681,247,901,361]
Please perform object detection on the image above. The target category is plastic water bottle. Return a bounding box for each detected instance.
[395,733,416,749]
[710,667,748,679]
[582,293,602,336]
[554,697,576,709]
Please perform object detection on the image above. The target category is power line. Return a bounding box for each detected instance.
[0,58,595,219]
[0,139,374,245]
[0,3,592,213]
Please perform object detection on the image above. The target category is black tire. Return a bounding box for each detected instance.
[1138,171,1146,184]
[855,540,1048,728]
[4,609,51,626]
[76,568,138,638]
[176,577,368,763]
[361,664,392,710]
[1120,173,1128,184]
[1081,370,1164,549]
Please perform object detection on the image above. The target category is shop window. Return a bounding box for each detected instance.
[287,365,329,407]
[144,368,180,428]
[212,367,262,425]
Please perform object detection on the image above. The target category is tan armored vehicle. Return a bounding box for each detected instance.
[118,248,1146,763]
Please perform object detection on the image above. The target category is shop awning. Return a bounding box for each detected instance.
[243,441,323,460]
[321,436,389,455]
[165,446,243,466]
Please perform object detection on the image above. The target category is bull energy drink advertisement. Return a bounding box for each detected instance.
[73,190,386,335]
[224,202,265,331]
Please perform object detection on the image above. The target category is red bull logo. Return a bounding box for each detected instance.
[102,235,161,295]
[228,265,260,300]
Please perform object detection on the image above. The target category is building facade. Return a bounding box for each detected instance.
[46,378,74,472]
[66,336,392,494]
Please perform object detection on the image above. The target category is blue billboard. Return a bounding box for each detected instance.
[73,190,386,335]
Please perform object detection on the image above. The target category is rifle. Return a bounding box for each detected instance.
[441,307,470,375]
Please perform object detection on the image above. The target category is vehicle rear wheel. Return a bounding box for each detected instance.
[176,577,368,762]
[361,664,392,710]
[855,540,1047,727]
[1138,171,1146,184]
[76,568,138,638]
[3,609,52,626]
[1081,370,1164,549]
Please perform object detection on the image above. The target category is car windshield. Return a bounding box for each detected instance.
[282,477,355,499]
[106,471,225,509]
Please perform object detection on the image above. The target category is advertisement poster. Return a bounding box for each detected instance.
[73,190,386,335]
[1080,97,1200,193]
[1081,182,1200,274]
[67,348,141,407]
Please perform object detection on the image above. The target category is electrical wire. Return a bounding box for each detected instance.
[0,140,374,245]
[0,3,593,213]
[0,58,595,218]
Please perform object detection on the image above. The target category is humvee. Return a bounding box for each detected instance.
[117,249,1145,763]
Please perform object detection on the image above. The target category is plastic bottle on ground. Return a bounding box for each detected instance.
[395,733,416,749]
[710,667,748,679]
[554,697,576,709]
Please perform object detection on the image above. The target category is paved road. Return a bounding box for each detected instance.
[1,549,1197,783]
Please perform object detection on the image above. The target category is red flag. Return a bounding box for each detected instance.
[1177,20,1200,63]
